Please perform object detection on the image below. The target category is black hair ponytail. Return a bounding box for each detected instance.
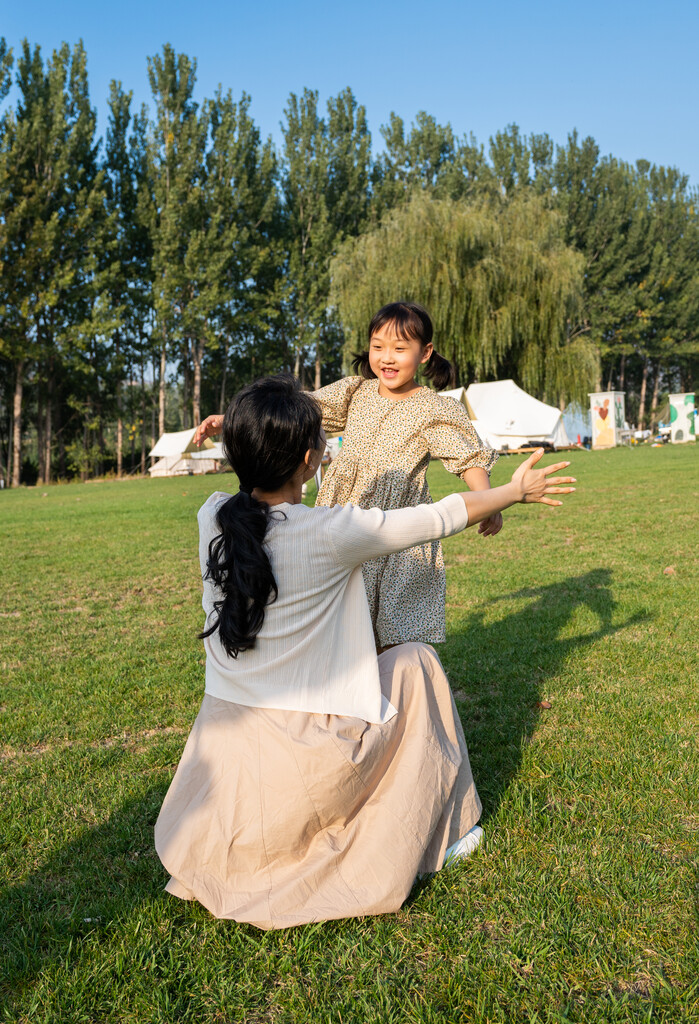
[199,491,278,658]
[199,374,322,658]
[352,300,456,390]
[351,350,375,379]
[423,350,456,390]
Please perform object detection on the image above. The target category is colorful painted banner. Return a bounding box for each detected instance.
[588,391,626,448]
[669,393,696,443]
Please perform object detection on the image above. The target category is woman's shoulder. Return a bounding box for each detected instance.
[198,491,232,519]
[267,502,358,553]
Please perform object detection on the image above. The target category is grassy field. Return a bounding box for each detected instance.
[0,445,697,1023]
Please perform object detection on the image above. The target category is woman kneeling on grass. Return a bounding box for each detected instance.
[155,374,575,930]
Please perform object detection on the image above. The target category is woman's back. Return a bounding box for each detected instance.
[199,490,469,722]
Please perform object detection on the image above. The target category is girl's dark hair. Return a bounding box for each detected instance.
[352,301,456,390]
[199,374,323,658]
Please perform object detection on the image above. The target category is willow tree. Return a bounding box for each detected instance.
[329,192,598,405]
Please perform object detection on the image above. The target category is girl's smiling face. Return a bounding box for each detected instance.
[369,321,433,398]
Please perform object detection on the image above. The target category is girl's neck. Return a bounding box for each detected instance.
[376,377,422,401]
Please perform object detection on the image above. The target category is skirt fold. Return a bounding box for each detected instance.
[155,642,480,929]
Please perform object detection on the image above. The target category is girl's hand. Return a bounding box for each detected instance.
[512,448,576,505]
[194,414,223,447]
[478,512,503,537]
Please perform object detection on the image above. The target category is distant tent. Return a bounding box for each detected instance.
[440,380,571,450]
[562,403,591,444]
[148,429,224,477]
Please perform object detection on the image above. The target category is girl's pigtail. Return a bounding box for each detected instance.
[198,490,278,658]
[424,351,456,390]
[351,351,377,380]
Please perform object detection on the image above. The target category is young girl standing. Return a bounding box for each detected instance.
[312,301,499,649]
[194,301,500,650]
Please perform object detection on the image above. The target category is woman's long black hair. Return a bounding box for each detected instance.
[199,374,323,658]
[352,301,456,390]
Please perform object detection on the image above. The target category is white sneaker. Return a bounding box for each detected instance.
[442,825,484,868]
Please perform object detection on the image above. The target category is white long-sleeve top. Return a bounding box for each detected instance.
[198,492,469,723]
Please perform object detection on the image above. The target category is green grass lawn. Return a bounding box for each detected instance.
[1,445,698,1023]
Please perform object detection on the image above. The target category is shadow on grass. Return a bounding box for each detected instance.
[0,782,171,1013]
[440,568,647,822]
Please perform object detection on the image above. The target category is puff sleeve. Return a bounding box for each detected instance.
[312,376,364,434]
[422,395,498,477]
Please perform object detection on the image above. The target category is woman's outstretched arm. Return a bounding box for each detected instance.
[328,449,576,570]
[457,449,575,525]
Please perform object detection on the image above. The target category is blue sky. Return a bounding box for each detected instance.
[5,0,699,184]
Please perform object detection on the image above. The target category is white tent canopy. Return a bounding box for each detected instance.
[440,380,571,450]
[149,428,202,458]
[190,441,226,460]
[148,429,221,477]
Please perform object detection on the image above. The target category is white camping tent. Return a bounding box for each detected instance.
[440,380,571,450]
[148,429,223,477]
[191,441,226,462]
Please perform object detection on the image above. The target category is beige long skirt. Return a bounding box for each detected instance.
[154,643,481,930]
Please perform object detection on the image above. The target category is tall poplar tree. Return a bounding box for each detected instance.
[282,86,371,387]
[552,135,647,390]
[629,164,699,425]
[373,112,490,215]
[146,44,202,433]
[105,82,153,475]
[0,40,110,485]
[203,88,281,409]
[281,88,330,385]
[489,123,531,194]
[0,37,16,486]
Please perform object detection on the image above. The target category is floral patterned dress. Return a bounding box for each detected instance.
[313,376,497,645]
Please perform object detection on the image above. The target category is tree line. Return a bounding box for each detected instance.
[1,39,697,486]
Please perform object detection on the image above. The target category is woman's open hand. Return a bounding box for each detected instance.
[511,448,576,506]
[194,414,224,447]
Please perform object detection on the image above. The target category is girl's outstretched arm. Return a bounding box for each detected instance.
[194,415,223,447]
[312,376,363,434]
[423,396,502,535]
[461,466,503,537]
[193,375,363,448]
